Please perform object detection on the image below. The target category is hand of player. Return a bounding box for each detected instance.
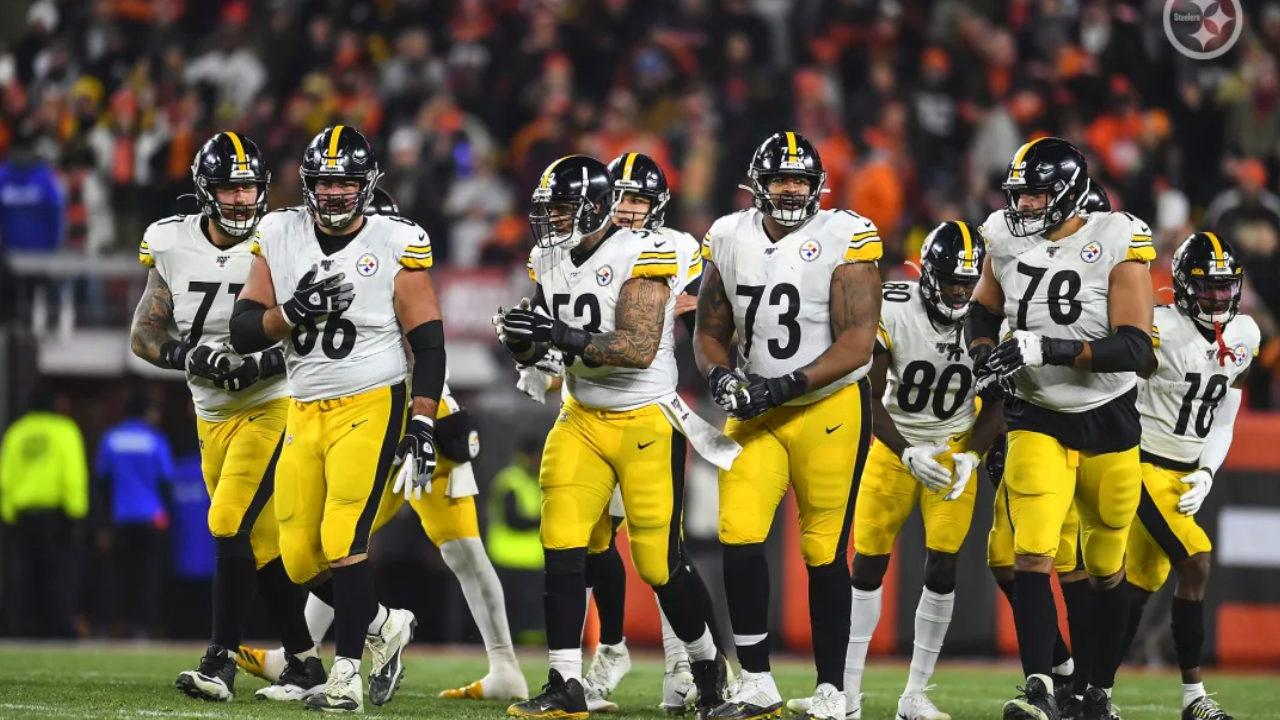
[986,330,1045,377]
[532,347,565,375]
[707,367,750,415]
[675,294,698,316]
[392,415,437,501]
[732,371,808,420]
[503,305,591,354]
[257,347,287,380]
[945,451,981,501]
[494,298,535,354]
[160,334,196,371]
[902,445,951,492]
[185,343,227,382]
[1177,468,1213,516]
[282,265,355,326]
[207,347,261,392]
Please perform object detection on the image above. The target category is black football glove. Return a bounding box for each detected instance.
[392,415,437,501]
[184,344,225,382]
[282,265,355,326]
[986,330,1082,378]
[502,306,591,355]
[208,348,261,392]
[732,371,808,420]
[707,367,750,415]
[160,335,195,371]
[258,347,287,380]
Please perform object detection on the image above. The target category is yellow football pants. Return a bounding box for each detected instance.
[988,479,1081,573]
[1125,463,1214,592]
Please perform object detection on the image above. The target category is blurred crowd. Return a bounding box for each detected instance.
[1,0,1279,402]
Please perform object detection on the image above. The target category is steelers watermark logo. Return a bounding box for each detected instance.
[596,265,613,286]
[356,253,378,276]
[1164,0,1242,61]
[1080,241,1103,263]
[799,240,822,262]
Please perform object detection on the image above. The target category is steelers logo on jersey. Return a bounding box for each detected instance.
[1080,241,1103,263]
[467,429,480,459]
[356,253,379,276]
[1233,345,1249,366]
[799,239,822,262]
[596,265,614,286]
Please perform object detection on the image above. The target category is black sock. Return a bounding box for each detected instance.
[257,557,313,656]
[310,577,334,605]
[654,562,710,642]
[1171,597,1204,672]
[687,560,724,650]
[1011,571,1057,678]
[585,545,626,646]
[1061,577,1094,695]
[211,535,255,650]
[807,560,851,689]
[545,548,588,651]
[1120,583,1152,666]
[1088,581,1130,690]
[330,562,378,660]
[724,543,770,673]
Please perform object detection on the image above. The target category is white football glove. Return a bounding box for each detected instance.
[945,451,981,501]
[986,330,1045,378]
[516,366,554,404]
[392,415,436,501]
[1177,469,1213,516]
[902,445,951,493]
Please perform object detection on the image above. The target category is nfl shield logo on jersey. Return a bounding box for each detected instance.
[596,265,613,286]
[799,240,822,262]
[1080,242,1103,263]
[356,253,378,276]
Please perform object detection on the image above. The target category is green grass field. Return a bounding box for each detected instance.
[0,643,1275,719]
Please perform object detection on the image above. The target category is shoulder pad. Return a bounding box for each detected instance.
[826,210,881,263]
[626,228,680,279]
[139,215,187,267]
[1104,211,1155,262]
[379,216,432,269]
[1232,314,1262,356]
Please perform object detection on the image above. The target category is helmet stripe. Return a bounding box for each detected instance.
[223,131,248,168]
[540,155,577,189]
[1204,231,1226,269]
[622,152,638,182]
[785,131,798,160]
[327,125,345,167]
[1010,137,1046,179]
[956,221,974,268]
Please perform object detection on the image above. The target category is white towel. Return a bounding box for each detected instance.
[446,460,480,498]
[655,392,741,471]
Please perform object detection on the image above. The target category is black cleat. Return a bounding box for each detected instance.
[1183,695,1232,720]
[507,669,588,719]
[1003,676,1059,720]
[1051,674,1074,710]
[1058,693,1082,720]
[691,652,729,719]
[256,654,326,702]
[174,644,236,702]
[1078,687,1121,720]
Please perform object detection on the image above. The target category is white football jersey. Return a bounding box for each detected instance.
[1139,306,1260,463]
[702,208,882,405]
[528,226,694,411]
[253,208,432,402]
[139,214,287,422]
[876,281,976,446]
[982,209,1156,412]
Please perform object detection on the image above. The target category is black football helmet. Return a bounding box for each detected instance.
[919,221,985,322]
[1173,231,1244,331]
[300,125,382,229]
[191,131,269,238]
[530,155,612,248]
[746,131,826,226]
[1002,137,1089,237]
[607,152,669,230]
[1081,181,1111,213]
[368,187,399,216]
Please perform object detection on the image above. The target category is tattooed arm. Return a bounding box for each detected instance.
[798,262,882,391]
[130,268,180,367]
[692,261,735,377]
[580,276,670,369]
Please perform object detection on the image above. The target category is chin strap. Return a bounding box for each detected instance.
[1213,321,1234,367]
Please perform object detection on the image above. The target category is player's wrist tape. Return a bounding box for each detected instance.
[1086,325,1153,372]
[551,321,590,355]
[407,320,446,402]
[965,301,1002,349]
[160,340,185,370]
[229,299,276,354]
[771,371,808,404]
[1041,337,1084,366]
[258,347,286,379]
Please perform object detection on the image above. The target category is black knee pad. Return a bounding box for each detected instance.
[545,547,588,576]
[923,552,958,594]
[851,553,889,591]
[215,533,253,560]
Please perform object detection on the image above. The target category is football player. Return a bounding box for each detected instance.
[131,132,321,702]
[695,131,882,720]
[235,188,528,703]
[967,137,1156,720]
[496,154,735,720]
[841,221,1001,720]
[1122,233,1258,720]
[229,125,439,713]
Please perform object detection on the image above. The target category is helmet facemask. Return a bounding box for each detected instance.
[1179,274,1242,331]
[609,186,668,230]
[198,178,268,238]
[1002,171,1086,237]
[921,261,979,322]
[531,191,607,249]
[301,170,381,229]
[750,169,824,227]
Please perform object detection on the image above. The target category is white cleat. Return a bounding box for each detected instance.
[799,684,847,720]
[896,688,950,720]
[660,660,697,714]
[586,685,621,713]
[366,608,416,706]
[585,640,632,699]
[438,670,529,701]
[786,692,862,720]
[256,655,326,702]
[303,657,363,713]
[710,669,782,719]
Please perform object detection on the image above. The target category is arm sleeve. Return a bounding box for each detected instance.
[1088,325,1154,373]
[62,421,89,520]
[1199,387,1241,474]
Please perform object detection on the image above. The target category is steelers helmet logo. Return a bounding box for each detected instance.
[799,240,822,262]
[596,265,614,286]
[467,430,480,459]
[1080,242,1103,263]
[356,253,378,276]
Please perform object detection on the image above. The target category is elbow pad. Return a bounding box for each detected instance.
[229,299,274,354]
[406,319,446,401]
[965,302,1003,356]
[1089,325,1154,373]
[435,409,479,463]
